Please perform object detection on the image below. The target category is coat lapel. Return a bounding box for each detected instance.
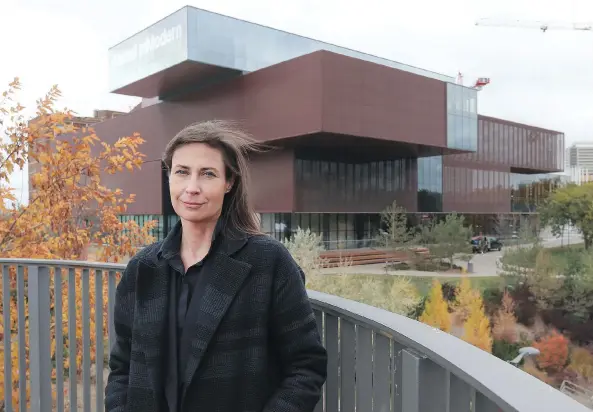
[180,240,252,401]
[134,258,171,397]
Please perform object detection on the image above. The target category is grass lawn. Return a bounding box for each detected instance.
[312,273,504,296]
[546,243,584,257]
[307,273,506,315]
[501,242,585,269]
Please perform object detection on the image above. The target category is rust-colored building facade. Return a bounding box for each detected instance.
[90,6,564,247]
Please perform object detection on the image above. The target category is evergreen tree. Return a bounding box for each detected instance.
[419,279,452,332]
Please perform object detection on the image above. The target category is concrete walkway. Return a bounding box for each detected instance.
[319,263,491,277]
[321,232,584,277]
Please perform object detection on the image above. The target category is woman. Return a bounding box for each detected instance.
[105,121,327,412]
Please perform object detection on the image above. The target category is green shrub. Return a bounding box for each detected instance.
[410,295,427,320]
[492,339,532,363]
[307,274,421,316]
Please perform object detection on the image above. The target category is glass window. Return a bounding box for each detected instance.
[187,7,453,84]
[469,116,478,151]
[469,91,477,115]
[508,127,513,165]
[446,83,454,112]
[362,164,368,191]
[462,86,472,115]
[300,213,310,230]
[346,163,354,199]
[261,213,273,233]
[447,113,455,148]
[310,213,320,233]
[455,115,464,149]
[385,161,393,191]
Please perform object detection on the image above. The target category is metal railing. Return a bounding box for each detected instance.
[561,380,593,408]
[0,258,589,412]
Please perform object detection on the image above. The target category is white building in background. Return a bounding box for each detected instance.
[559,166,593,185]
[556,142,593,185]
[567,142,593,172]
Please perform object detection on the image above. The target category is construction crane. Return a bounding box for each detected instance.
[456,72,491,90]
[475,17,593,33]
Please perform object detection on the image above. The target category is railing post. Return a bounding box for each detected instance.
[28,265,52,412]
[401,349,422,412]
[17,265,27,412]
[3,265,13,412]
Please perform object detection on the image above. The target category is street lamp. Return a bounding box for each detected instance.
[509,346,541,367]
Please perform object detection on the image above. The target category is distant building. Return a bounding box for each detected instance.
[559,165,593,185]
[567,142,593,172]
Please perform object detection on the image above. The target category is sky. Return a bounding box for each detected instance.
[1,0,593,204]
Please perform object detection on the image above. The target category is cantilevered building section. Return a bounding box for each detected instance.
[95,6,564,246]
[107,6,453,99]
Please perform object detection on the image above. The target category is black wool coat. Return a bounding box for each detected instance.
[104,233,327,412]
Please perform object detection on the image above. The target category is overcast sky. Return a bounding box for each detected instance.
[2,0,593,203]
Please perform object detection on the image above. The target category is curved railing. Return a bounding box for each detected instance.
[0,258,589,412]
[308,290,589,412]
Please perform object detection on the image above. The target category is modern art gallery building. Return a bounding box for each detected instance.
[91,6,565,248]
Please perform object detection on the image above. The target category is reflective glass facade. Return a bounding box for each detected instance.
[187,8,453,82]
[446,83,478,151]
[108,7,189,92]
[443,166,511,213]
[417,156,443,212]
[511,174,565,213]
[442,116,565,213]
[294,157,417,212]
[109,6,454,94]
[260,212,381,250]
[450,117,564,172]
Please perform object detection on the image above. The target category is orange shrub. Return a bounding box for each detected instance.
[533,330,569,373]
[492,290,518,343]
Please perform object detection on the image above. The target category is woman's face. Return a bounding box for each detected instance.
[169,143,232,225]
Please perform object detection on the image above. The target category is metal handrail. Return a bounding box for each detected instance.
[308,290,589,412]
[0,258,589,412]
[561,380,593,407]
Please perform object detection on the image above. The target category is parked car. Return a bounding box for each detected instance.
[471,236,503,252]
[486,236,503,251]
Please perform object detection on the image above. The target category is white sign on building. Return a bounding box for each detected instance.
[111,25,184,68]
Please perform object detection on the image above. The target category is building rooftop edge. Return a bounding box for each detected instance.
[108,5,454,82]
[478,114,564,135]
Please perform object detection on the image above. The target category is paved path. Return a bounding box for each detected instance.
[319,263,491,277]
[467,232,583,276]
[321,232,583,277]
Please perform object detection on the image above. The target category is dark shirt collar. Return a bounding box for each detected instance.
[157,218,224,261]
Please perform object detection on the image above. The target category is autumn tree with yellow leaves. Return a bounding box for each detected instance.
[451,275,480,323]
[0,78,156,409]
[462,291,493,353]
[419,279,452,332]
[0,78,155,260]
